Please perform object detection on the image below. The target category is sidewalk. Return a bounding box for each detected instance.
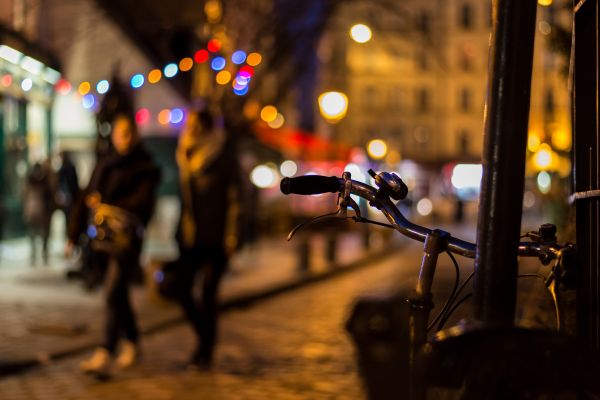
[0,227,400,376]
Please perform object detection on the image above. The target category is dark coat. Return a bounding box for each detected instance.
[23,162,55,228]
[177,140,241,249]
[68,143,161,244]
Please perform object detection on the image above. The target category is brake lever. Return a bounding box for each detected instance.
[287,172,363,241]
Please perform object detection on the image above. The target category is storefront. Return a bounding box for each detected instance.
[0,36,60,237]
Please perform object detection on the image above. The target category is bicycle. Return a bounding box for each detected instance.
[280,170,598,399]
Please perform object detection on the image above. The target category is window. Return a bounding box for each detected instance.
[458,130,470,154]
[416,88,430,113]
[460,88,472,112]
[460,4,473,29]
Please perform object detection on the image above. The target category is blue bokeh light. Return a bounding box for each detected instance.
[170,108,185,124]
[233,86,249,96]
[82,94,96,109]
[231,50,247,65]
[211,57,226,71]
[130,74,144,88]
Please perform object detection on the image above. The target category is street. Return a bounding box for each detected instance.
[0,221,559,400]
[0,243,430,400]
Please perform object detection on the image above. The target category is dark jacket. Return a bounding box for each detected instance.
[68,143,161,244]
[177,139,241,249]
[23,162,55,227]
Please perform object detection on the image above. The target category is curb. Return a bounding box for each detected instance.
[0,246,401,377]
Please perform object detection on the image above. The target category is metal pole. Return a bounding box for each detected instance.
[573,0,600,351]
[473,0,538,324]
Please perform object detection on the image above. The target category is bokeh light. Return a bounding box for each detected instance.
[207,39,221,52]
[527,131,541,152]
[216,70,232,85]
[268,113,285,129]
[280,160,298,177]
[96,80,110,94]
[416,198,433,216]
[246,52,262,66]
[552,129,571,151]
[533,144,553,170]
[211,57,226,71]
[350,24,372,43]
[239,65,254,77]
[148,69,162,84]
[537,171,551,194]
[194,49,209,63]
[233,86,249,96]
[231,50,247,65]
[78,81,91,95]
[82,94,95,109]
[1,74,13,87]
[130,74,144,88]
[250,165,278,189]
[164,63,179,78]
[170,108,185,124]
[135,108,150,125]
[318,91,348,122]
[367,139,388,159]
[260,105,278,123]
[21,78,33,92]
[179,57,194,72]
[55,79,72,95]
[158,109,171,125]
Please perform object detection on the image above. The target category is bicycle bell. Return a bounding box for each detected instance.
[368,169,409,201]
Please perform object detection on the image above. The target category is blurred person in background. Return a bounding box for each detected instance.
[23,160,56,265]
[55,150,80,229]
[67,114,160,378]
[175,108,241,369]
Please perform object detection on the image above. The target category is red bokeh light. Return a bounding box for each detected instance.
[207,39,221,53]
[55,79,72,95]
[1,74,13,87]
[194,49,209,64]
[239,65,254,77]
[135,108,151,125]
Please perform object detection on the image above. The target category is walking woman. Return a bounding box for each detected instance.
[176,108,240,369]
[67,114,160,377]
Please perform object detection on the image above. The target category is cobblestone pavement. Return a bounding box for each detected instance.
[0,243,430,400]
[0,227,393,372]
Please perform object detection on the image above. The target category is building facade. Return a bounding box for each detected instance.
[321,0,569,168]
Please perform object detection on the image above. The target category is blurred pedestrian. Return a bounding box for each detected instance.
[175,108,240,369]
[23,160,56,265]
[55,150,80,229]
[67,114,160,377]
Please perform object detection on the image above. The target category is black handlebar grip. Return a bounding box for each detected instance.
[280,175,341,195]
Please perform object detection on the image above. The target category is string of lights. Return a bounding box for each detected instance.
[0,39,263,127]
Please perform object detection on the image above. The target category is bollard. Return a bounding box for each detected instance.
[326,232,337,264]
[297,235,310,271]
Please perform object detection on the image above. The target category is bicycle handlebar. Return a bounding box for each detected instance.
[280,175,341,195]
[281,175,477,258]
[281,174,565,261]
